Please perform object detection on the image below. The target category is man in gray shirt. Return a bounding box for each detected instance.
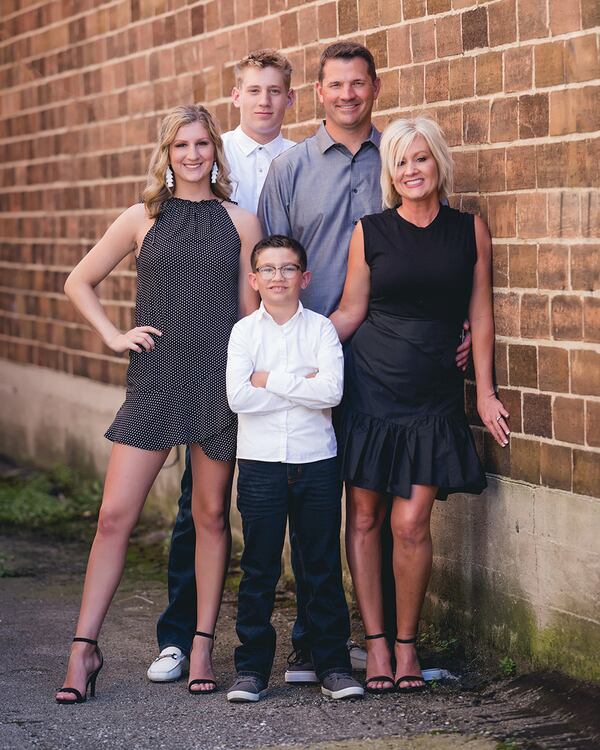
[259,41,470,687]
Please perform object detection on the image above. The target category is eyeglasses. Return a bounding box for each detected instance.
[255,263,302,280]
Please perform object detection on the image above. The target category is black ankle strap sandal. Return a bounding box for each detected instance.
[363,633,394,694]
[395,634,426,693]
[55,637,104,705]
[188,631,218,695]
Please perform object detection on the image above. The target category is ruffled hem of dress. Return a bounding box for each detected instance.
[338,409,486,500]
[104,389,237,457]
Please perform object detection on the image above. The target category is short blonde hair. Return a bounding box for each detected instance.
[234,49,292,90]
[379,116,453,209]
[142,105,232,218]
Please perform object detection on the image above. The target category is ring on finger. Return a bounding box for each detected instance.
[496,415,502,422]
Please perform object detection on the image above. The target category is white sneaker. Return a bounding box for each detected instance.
[147,646,189,682]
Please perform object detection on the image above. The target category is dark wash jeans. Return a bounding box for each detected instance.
[234,458,351,682]
[156,449,312,656]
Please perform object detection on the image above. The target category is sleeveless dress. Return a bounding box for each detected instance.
[338,204,486,500]
[105,197,240,460]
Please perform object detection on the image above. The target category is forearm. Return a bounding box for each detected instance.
[227,382,292,414]
[329,308,364,343]
[471,314,496,397]
[266,370,343,409]
[64,278,120,346]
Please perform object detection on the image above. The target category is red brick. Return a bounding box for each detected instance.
[517,193,547,240]
[399,65,424,107]
[511,437,540,483]
[377,69,399,111]
[506,145,536,191]
[380,1,403,24]
[435,104,463,146]
[519,94,549,139]
[484,430,511,476]
[535,42,565,88]
[463,100,489,144]
[492,243,509,287]
[403,0,427,19]
[518,0,549,40]
[489,194,517,238]
[427,0,451,13]
[495,292,520,336]
[425,61,449,102]
[435,14,462,58]
[551,295,583,340]
[549,0,580,35]
[521,294,550,339]
[547,192,581,239]
[584,297,600,343]
[509,343,537,388]
[550,86,600,136]
[318,2,338,38]
[554,396,585,445]
[490,98,518,142]
[540,443,573,491]
[523,393,552,438]
[586,401,600,447]
[538,346,570,392]
[449,57,474,99]
[571,245,600,291]
[571,349,600,396]
[504,46,532,93]
[462,6,488,51]
[497,386,522,432]
[581,0,600,28]
[358,0,379,29]
[573,449,600,496]
[388,25,411,68]
[565,34,600,84]
[453,150,479,193]
[338,0,359,34]
[509,244,537,288]
[495,341,509,386]
[298,6,318,43]
[476,51,503,96]
[538,245,569,290]
[489,0,517,46]
[411,19,436,62]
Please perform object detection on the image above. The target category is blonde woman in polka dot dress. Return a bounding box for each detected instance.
[55,105,261,704]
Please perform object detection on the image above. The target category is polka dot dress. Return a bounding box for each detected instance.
[105,197,240,460]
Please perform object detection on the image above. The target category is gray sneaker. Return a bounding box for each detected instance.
[321,672,365,700]
[284,649,318,683]
[226,675,268,703]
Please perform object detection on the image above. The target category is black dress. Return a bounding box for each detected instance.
[105,197,239,459]
[338,204,486,500]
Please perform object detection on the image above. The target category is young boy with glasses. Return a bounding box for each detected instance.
[225,235,364,703]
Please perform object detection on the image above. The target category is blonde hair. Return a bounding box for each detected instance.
[234,49,292,90]
[379,116,453,209]
[142,105,232,218]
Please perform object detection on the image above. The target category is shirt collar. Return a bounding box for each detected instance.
[257,300,305,323]
[232,125,285,157]
[315,121,381,154]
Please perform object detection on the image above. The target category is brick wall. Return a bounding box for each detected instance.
[1,0,598,496]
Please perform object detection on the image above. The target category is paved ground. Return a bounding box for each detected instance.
[1,534,598,750]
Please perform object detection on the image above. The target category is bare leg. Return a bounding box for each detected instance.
[345,485,393,690]
[391,484,437,689]
[56,444,170,700]
[187,444,234,692]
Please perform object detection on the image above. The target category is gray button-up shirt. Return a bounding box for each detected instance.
[258,122,382,317]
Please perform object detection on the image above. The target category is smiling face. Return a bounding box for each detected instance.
[316,57,380,134]
[168,121,215,187]
[232,66,294,144]
[392,134,440,204]
[248,245,310,309]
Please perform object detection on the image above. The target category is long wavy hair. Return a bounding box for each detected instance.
[142,105,232,218]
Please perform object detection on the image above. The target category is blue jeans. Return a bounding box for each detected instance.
[156,450,311,656]
[234,458,351,682]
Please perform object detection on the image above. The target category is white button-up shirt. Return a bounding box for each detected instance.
[222,126,295,213]
[226,302,343,463]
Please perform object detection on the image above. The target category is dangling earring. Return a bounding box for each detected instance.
[165,165,174,189]
[210,162,219,184]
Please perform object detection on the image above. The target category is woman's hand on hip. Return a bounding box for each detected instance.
[107,326,162,354]
[477,393,510,447]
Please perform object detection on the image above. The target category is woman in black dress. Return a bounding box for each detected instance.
[331,116,509,693]
[55,105,261,703]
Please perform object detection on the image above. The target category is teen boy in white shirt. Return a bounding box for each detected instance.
[148,51,300,682]
[225,234,364,703]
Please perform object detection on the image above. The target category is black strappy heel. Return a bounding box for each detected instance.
[363,633,395,694]
[394,636,426,693]
[188,631,217,695]
[56,637,104,704]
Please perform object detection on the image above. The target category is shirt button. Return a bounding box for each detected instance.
[353,188,358,193]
